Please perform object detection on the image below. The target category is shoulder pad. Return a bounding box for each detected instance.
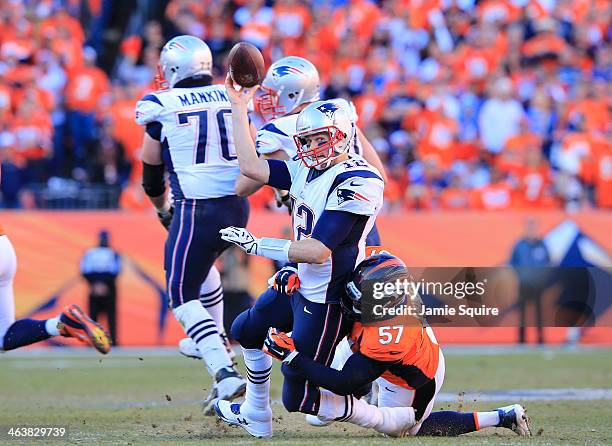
[326,170,384,216]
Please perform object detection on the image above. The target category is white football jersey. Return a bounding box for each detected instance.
[135,84,240,199]
[285,154,384,304]
[255,98,364,158]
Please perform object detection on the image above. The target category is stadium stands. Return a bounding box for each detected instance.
[0,0,610,211]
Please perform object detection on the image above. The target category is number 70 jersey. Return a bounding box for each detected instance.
[135,84,239,200]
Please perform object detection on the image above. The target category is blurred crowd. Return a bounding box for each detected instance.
[0,0,610,211]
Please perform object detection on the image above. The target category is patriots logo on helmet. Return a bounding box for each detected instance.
[167,41,188,51]
[316,103,339,120]
[337,187,370,204]
[272,66,304,77]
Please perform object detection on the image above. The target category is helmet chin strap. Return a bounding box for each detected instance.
[313,151,345,170]
[169,71,178,90]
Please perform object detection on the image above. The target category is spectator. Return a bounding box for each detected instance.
[478,77,525,154]
[64,47,109,172]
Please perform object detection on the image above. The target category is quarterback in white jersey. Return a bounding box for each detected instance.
[238,56,385,245]
[137,35,248,413]
[213,77,413,439]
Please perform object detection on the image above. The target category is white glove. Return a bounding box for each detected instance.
[219,226,260,255]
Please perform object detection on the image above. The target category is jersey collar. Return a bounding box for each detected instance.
[174,75,213,88]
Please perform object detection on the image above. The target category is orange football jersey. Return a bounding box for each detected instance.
[350,321,440,390]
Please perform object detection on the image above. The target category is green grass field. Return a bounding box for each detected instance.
[1,348,611,445]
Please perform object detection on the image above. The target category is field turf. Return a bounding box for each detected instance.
[1,348,611,445]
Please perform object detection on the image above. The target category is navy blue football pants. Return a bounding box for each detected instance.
[231,288,352,414]
[165,196,249,309]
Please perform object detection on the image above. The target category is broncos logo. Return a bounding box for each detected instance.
[316,102,339,120]
[272,66,304,77]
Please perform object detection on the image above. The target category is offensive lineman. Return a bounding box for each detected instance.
[135,36,248,411]
[213,77,415,438]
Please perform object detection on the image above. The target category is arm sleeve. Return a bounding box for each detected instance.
[145,122,162,141]
[266,159,292,190]
[311,209,369,251]
[289,351,389,396]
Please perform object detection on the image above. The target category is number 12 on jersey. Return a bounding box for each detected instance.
[177,108,236,164]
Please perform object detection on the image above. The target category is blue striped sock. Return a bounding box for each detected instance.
[417,411,477,436]
[2,319,51,350]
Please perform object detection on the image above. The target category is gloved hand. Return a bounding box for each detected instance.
[270,265,300,295]
[263,328,298,364]
[274,190,293,215]
[219,226,260,255]
[157,205,174,231]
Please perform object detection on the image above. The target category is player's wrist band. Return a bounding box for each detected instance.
[257,237,291,263]
[283,350,299,364]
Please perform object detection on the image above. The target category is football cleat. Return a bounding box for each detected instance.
[178,334,236,362]
[178,337,202,359]
[496,404,532,436]
[202,366,246,416]
[58,304,111,354]
[202,386,218,416]
[306,414,334,427]
[214,400,272,438]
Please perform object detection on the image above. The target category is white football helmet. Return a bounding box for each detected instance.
[294,100,355,170]
[158,35,212,89]
[255,56,320,122]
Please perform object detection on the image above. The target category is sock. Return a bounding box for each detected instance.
[329,337,352,370]
[1,319,51,350]
[477,411,501,429]
[173,300,232,375]
[199,266,225,334]
[317,389,350,421]
[417,411,478,436]
[242,347,272,410]
[350,395,415,434]
[344,395,383,429]
[45,317,60,336]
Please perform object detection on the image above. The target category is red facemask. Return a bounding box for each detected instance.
[155,64,169,91]
[254,86,286,123]
[293,126,346,169]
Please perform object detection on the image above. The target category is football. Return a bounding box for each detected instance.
[227,42,265,88]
